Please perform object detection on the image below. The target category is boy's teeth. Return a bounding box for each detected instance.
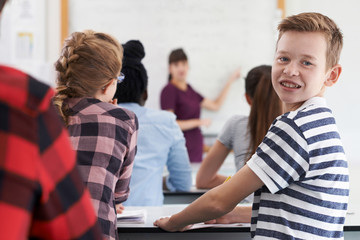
[281,82,300,88]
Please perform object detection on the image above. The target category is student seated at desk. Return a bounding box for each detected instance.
[155,12,349,239]
[196,65,282,203]
[53,31,138,240]
[115,40,192,206]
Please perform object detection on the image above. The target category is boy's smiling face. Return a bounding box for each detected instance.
[272,31,341,112]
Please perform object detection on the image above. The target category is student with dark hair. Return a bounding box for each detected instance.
[115,40,192,206]
[0,1,102,239]
[196,65,282,192]
[161,48,241,163]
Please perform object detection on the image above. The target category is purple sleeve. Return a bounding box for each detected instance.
[160,84,177,110]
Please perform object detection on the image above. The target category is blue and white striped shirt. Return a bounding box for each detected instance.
[247,97,349,239]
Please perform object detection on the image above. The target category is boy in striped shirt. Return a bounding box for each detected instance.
[154,12,349,239]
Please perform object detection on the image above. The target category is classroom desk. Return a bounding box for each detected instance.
[163,156,235,204]
[117,204,360,240]
[163,186,206,204]
[159,157,360,239]
[117,204,251,240]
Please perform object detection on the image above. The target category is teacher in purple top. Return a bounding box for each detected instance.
[160,48,240,163]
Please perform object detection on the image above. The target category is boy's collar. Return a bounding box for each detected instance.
[299,97,327,110]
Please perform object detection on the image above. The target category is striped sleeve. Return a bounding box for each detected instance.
[247,115,309,193]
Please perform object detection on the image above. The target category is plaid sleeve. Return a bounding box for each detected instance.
[0,70,102,239]
[114,114,138,204]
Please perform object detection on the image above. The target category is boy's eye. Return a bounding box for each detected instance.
[302,61,312,66]
[279,57,289,62]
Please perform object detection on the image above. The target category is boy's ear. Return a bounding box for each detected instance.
[325,64,342,87]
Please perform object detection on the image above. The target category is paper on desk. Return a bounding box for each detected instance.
[189,222,250,230]
[156,215,250,230]
[117,209,147,224]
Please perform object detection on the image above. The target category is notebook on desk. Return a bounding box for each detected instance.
[190,222,250,230]
[117,209,147,224]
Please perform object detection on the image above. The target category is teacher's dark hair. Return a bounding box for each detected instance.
[168,48,188,81]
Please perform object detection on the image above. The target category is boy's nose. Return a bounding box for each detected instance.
[283,63,299,76]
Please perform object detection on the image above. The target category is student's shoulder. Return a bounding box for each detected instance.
[228,114,248,123]
[273,98,333,139]
[98,102,138,130]
[284,97,332,123]
[145,107,177,125]
[97,101,134,117]
[220,115,248,139]
[0,65,54,115]
[225,115,248,127]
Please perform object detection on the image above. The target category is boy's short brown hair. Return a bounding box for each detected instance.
[277,12,343,69]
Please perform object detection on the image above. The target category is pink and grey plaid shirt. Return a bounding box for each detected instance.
[66,97,138,240]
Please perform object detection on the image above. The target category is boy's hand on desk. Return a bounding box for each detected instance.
[116,204,125,214]
[204,215,232,224]
[153,217,192,232]
[204,206,251,224]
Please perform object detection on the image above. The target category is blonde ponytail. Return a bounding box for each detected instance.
[53,30,123,125]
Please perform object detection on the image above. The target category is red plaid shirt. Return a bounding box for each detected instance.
[0,65,103,239]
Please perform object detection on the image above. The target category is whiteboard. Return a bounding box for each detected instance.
[68,0,280,133]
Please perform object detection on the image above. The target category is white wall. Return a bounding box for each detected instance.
[46,0,61,68]
[286,0,360,161]
[0,0,60,86]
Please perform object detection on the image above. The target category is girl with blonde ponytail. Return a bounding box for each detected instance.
[54,30,138,240]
